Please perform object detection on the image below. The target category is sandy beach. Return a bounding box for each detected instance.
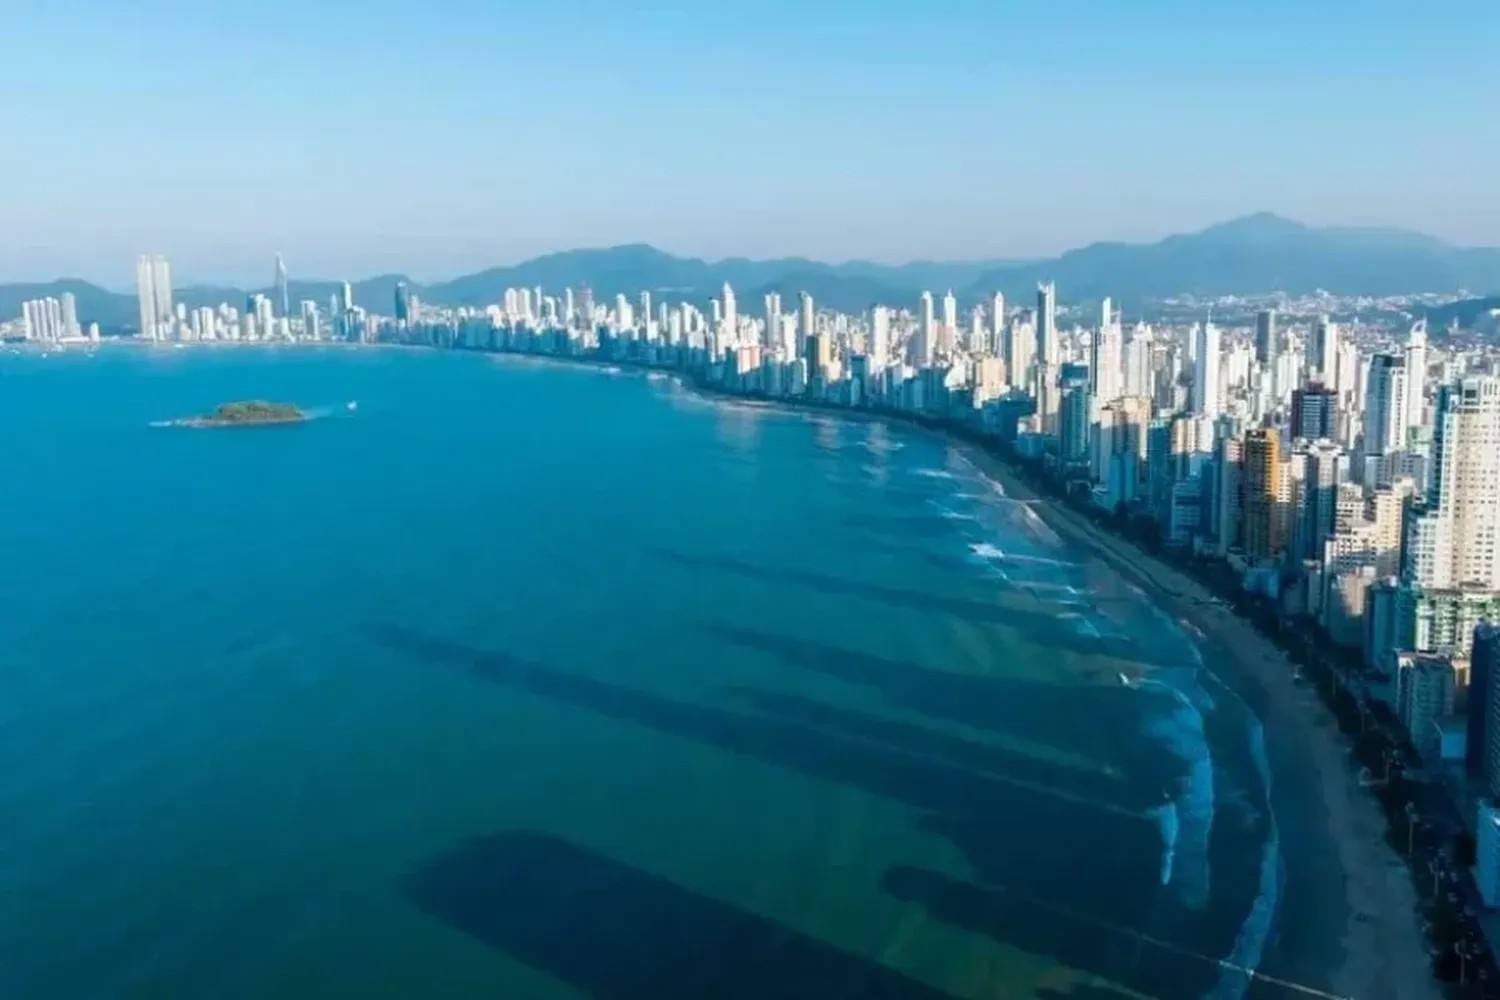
[945,435,1439,1000]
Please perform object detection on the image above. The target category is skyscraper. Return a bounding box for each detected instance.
[798,292,815,354]
[1192,320,1221,420]
[870,306,890,370]
[394,281,411,323]
[941,291,957,344]
[1091,315,1122,404]
[918,291,935,365]
[274,254,290,318]
[990,292,1006,354]
[1036,282,1057,367]
[1362,354,1408,456]
[136,254,173,341]
[721,282,737,338]
[1428,377,1500,588]
[1405,321,1428,436]
[1310,315,1338,386]
[1242,429,1285,561]
[1252,309,1275,363]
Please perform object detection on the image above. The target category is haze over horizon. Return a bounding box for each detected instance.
[5,0,1498,286]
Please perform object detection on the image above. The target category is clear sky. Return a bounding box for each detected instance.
[5,0,1498,286]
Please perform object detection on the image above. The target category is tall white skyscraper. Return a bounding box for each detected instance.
[1192,320,1221,420]
[919,291,935,366]
[1037,282,1058,367]
[1310,315,1338,385]
[136,254,173,341]
[60,292,79,340]
[1363,354,1408,456]
[990,292,1005,354]
[1428,377,1500,589]
[274,254,289,318]
[870,306,891,369]
[798,293,815,354]
[1405,321,1428,436]
[762,293,780,350]
[721,282,737,338]
[1123,322,1153,398]
[941,291,957,341]
[1090,316,1122,404]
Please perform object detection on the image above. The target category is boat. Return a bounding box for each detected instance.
[347,400,358,412]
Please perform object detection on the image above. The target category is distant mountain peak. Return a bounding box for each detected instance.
[1196,212,1309,241]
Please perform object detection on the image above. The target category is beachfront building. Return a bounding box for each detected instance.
[1470,624,1500,790]
[1241,429,1286,563]
[1396,586,1500,661]
[1397,652,1460,761]
[1478,804,1500,908]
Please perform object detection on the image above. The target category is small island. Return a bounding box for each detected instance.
[170,400,309,428]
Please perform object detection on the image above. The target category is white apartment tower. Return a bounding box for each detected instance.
[1405,321,1428,436]
[1363,354,1408,456]
[1192,320,1221,421]
[1428,377,1500,588]
[135,254,173,341]
[1037,282,1058,367]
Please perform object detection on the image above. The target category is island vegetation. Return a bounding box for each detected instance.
[172,400,308,427]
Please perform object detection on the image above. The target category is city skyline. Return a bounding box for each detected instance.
[5,1,1499,282]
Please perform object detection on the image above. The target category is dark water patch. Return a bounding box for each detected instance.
[663,551,1139,663]
[724,685,1137,811]
[370,624,1168,934]
[404,830,958,1000]
[884,866,1216,1000]
[703,624,1178,788]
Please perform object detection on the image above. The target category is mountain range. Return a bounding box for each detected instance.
[6,213,1500,331]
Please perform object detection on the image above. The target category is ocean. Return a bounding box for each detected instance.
[0,344,1305,999]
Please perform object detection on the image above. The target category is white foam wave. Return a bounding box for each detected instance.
[1149,800,1180,886]
[1139,679,1214,913]
[1205,703,1283,1000]
[915,468,957,479]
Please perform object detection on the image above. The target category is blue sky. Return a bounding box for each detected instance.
[4,0,1498,286]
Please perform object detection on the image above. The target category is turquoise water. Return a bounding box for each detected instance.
[0,346,1316,999]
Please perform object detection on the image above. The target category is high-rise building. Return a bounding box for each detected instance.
[1363,354,1408,456]
[941,291,957,344]
[1090,316,1122,404]
[1428,377,1500,589]
[1470,623,1500,786]
[799,292,815,356]
[990,292,1006,353]
[1004,312,1035,391]
[1405,321,1428,436]
[274,254,290,318]
[1291,383,1339,441]
[1300,441,1348,562]
[1058,367,1092,464]
[1192,320,1221,420]
[1310,315,1338,386]
[1254,309,1277,369]
[394,281,411,323]
[1242,428,1285,562]
[870,306,890,370]
[1037,282,1057,368]
[60,293,79,340]
[721,282,737,338]
[135,254,173,341]
[917,291,935,368]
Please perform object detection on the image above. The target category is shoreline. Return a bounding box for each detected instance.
[543,350,1436,998]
